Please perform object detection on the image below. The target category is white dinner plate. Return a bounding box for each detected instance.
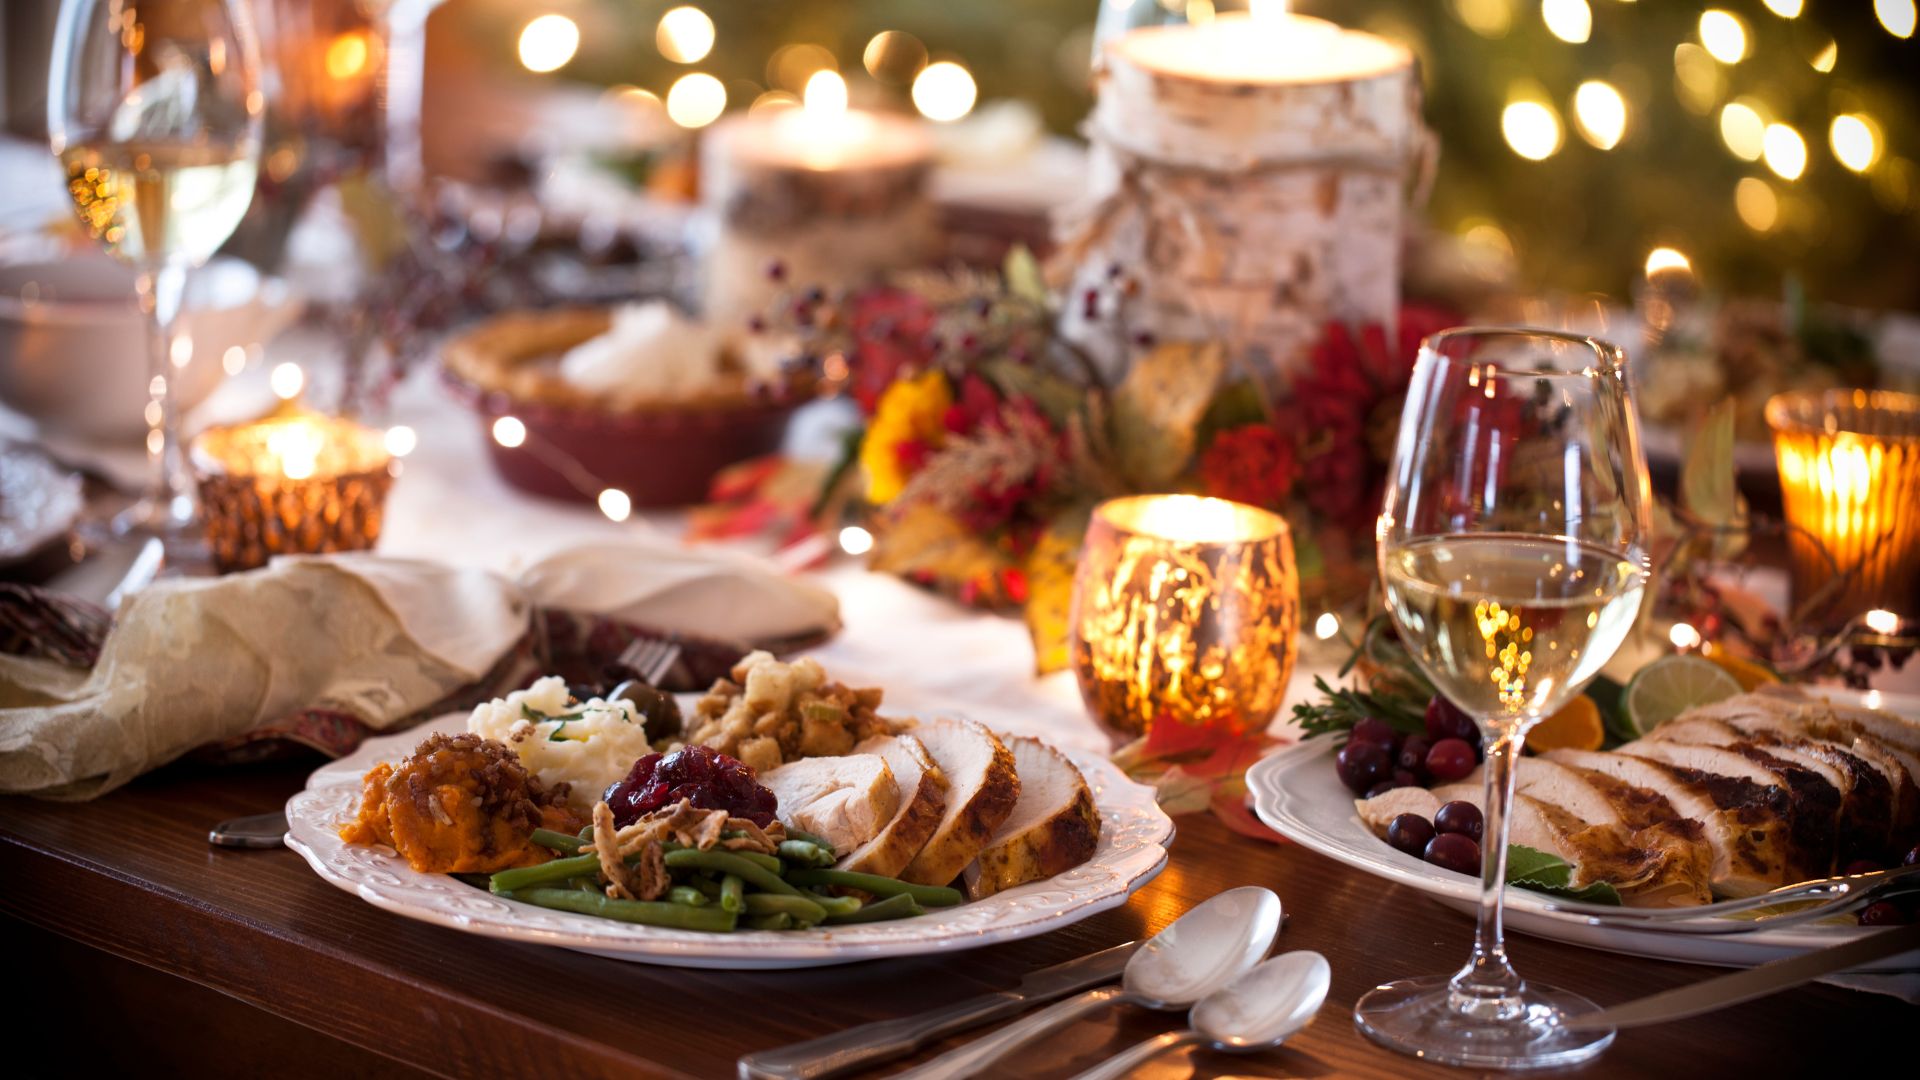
[1247,690,1920,972]
[286,713,1174,969]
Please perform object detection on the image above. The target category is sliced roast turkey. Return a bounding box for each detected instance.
[761,753,900,856]
[962,736,1101,900]
[897,718,1020,887]
[838,733,949,879]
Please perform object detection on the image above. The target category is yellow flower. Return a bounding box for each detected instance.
[861,368,952,503]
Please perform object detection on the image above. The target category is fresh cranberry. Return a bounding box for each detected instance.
[1435,800,1484,842]
[1424,696,1474,742]
[1364,780,1397,799]
[1397,735,1433,777]
[1336,741,1393,794]
[1426,738,1478,783]
[1350,717,1400,750]
[1391,768,1420,788]
[1425,833,1482,876]
[602,745,778,827]
[1387,814,1435,857]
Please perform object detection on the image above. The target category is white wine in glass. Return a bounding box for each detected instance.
[48,0,264,545]
[1358,328,1653,1070]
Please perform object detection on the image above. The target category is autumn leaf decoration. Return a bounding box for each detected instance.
[1112,720,1287,843]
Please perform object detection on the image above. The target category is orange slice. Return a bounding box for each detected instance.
[1702,645,1780,691]
[1528,696,1605,753]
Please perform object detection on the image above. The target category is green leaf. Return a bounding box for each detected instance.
[1109,341,1227,488]
[1505,844,1623,905]
[1583,675,1638,750]
[1003,244,1049,307]
[1679,398,1749,559]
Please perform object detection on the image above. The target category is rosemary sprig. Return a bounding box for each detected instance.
[1290,615,1435,740]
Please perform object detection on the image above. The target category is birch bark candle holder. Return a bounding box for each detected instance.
[1059,11,1426,389]
[700,79,934,324]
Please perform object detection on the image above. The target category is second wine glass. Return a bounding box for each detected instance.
[1357,327,1653,1069]
[47,0,264,545]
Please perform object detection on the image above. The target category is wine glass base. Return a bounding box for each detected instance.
[1354,975,1615,1071]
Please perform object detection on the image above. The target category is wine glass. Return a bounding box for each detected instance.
[48,0,264,544]
[1357,328,1652,1069]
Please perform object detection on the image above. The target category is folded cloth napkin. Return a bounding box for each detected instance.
[0,540,840,800]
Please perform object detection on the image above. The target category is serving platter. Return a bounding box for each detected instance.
[285,713,1174,969]
[1247,690,1920,972]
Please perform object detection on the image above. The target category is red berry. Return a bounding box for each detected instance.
[1426,738,1477,783]
[1350,717,1399,749]
[1365,780,1397,799]
[1397,735,1433,777]
[1336,741,1392,794]
[1387,814,1435,857]
[1435,800,1484,842]
[1391,768,1419,788]
[1425,832,1482,875]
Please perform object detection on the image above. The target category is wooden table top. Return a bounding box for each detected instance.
[1,756,1907,1079]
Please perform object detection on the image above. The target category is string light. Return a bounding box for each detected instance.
[666,72,727,128]
[1830,114,1881,173]
[1452,0,1511,38]
[838,525,874,555]
[1809,39,1837,73]
[1573,80,1627,149]
[1314,612,1341,640]
[598,488,633,523]
[384,426,418,458]
[1761,0,1802,16]
[491,416,527,448]
[1699,10,1747,64]
[1669,622,1702,649]
[517,15,579,74]
[1718,100,1766,161]
[1763,123,1807,181]
[912,61,978,122]
[1645,246,1691,276]
[656,6,714,64]
[269,362,304,400]
[1865,608,1901,635]
[1542,0,1592,45]
[1735,177,1779,232]
[1501,100,1563,161]
[1877,0,1917,39]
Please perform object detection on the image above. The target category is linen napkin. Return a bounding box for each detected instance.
[0,540,840,800]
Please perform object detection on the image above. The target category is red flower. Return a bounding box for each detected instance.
[1198,425,1299,511]
[944,373,1002,435]
[847,288,938,414]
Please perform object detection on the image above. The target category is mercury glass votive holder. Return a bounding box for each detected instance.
[1069,494,1300,738]
[190,409,396,573]
[1767,388,1920,622]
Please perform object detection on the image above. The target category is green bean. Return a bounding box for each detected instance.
[509,888,739,932]
[489,853,602,894]
[806,892,864,917]
[823,892,924,923]
[531,828,584,854]
[719,873,745,914]
[745,912,793,931]
[777,840,836,868]
[691,875,724,900]
[577,824,596,842]
[664,848,800,895]
[453,872,493,890]
[743,893,828,924]
[668,885,710,907]
[571,877,601,892]
[784,868,964,907]
[783,827,834,849]
[733,850,784,874]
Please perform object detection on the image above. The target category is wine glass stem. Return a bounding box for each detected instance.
[1448,725,1527,1018]
[138,260,195,527]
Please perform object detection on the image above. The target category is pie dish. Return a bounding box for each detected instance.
[442,307,813,507]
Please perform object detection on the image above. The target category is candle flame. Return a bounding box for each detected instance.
[267,421,324,481]
[1249,0,1289,23]
[803,69,848,121]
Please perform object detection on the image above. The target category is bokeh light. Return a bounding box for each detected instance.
[656,7,715,65]
[1830,114,1881,173]
[1810,39,1837,73]
[1502,100,1563,161]
[767,44,837,94]
[1719,100,1766,161]
[1699,10,1747,64]
[1645,246,1691,276]
[804,69,848,116]
[1877,0,1917,39]
[666,72,727,128]
[863,30,927,85]
[269,362,304,401]
[1735,177,1779,231]
[1763,122,1807,180]
[838,525,875,555]
[912,61,978,123]
[517,15,579,74]
[325,31,372,80]
[1542,0,1592,44]
[491,416,527,448]
[1452,0,1512,38]
[1573,81,1626,149]
[384,426,418,458]
[598,488,633,523]
[1761,0,1802,16]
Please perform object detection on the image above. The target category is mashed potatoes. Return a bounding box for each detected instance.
[468,677,652,812]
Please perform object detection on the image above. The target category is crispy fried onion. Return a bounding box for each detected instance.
[585,799,788,899]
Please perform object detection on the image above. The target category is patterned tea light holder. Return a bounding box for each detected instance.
[1767,389,1920,622]
[1069,494,1300,738]
[191,406,396,572]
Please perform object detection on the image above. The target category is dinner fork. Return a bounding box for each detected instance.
[615,634,683,686]
[1531,862,1920,935]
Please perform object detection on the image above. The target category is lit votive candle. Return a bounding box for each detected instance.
[700,71,934,322]
[191,407,397,572]
[1767,389,1920,623]
[1069,494,1300,738]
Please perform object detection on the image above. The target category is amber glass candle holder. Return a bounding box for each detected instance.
[190,408,396,573]
[1767,388,1920,621]
[1069,494,1300,738]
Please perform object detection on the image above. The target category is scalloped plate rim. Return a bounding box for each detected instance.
[285,713,1173,969]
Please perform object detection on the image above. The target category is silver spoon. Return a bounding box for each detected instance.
[892,886,1284,1080]
[1066,950,1331,1080]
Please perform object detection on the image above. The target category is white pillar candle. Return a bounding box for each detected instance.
[1060,11,1426,388]
[700,74,935,323]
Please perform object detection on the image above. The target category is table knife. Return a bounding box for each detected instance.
[208,811,289,849]
[736,940,1138,1080]
[1564,922,1920,1030]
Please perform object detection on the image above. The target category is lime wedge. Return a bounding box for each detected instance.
[1624,655,1745,736]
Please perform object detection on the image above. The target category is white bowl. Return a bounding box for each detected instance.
[0,255,303,440]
